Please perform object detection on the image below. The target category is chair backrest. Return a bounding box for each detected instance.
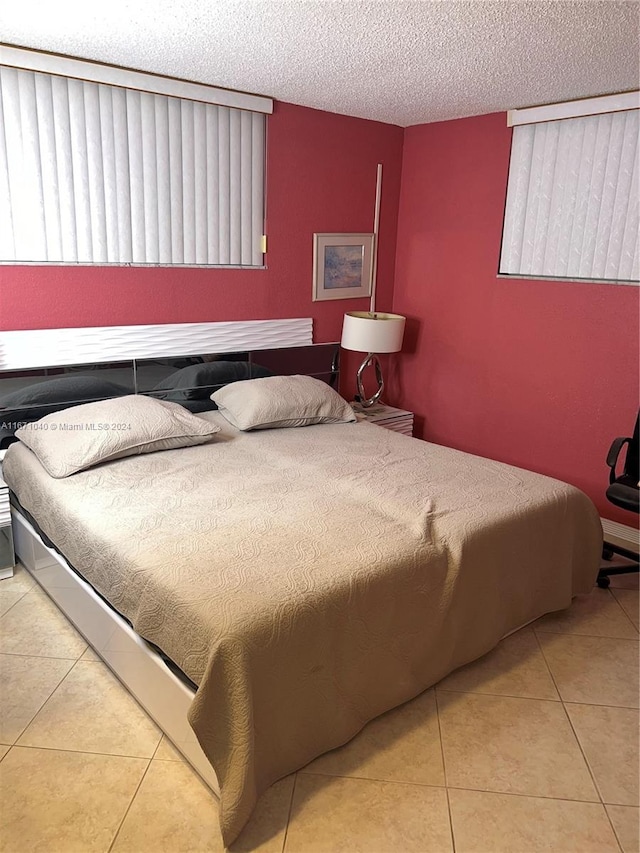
[625,411,640,480]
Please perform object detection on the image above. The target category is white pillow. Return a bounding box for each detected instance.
[211,375,356,431]
[16,394,220,478]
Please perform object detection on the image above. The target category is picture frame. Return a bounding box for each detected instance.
[312,233,374,301]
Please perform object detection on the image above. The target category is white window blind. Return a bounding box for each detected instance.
[500,108,639,283]
[0,60,268,266]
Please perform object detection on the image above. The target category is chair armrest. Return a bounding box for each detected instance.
[606,436,631,484]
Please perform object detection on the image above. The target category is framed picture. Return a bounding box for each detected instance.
[312,233,374,301]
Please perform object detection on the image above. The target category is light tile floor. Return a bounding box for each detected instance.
[0,562,638,853]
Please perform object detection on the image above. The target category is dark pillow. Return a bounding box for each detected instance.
[153,361,272,402]
[0,375,130,425]
[0,428,18,450]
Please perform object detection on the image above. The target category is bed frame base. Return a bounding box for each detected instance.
[11,507,220,796]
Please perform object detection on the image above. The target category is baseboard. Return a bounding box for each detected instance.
[601,517,639,553]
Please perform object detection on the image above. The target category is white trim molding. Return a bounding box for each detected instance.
[508,91,639,127]
[0,319,313,370]
[0,44,273,113]
[601,518,639,553]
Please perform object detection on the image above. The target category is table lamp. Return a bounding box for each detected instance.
[341,311,406,407]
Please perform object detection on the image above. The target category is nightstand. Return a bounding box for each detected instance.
[351,402,414,436]
[0,459,15,580]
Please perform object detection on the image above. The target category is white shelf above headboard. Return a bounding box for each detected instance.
[0,319,313,370]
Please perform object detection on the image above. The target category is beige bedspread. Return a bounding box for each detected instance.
[3,415,602,845]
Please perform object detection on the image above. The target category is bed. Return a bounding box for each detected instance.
[0,327,603,846]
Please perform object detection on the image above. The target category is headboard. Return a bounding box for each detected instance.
[0,320,340,448]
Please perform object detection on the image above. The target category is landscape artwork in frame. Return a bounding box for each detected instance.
[312,233,374,301]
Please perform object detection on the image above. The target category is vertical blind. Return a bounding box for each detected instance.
[500,109,639,283]
[0,65,266,266]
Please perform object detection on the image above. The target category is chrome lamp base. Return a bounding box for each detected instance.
[356,353,384,408]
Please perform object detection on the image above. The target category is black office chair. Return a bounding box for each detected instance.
[597,411,639,589]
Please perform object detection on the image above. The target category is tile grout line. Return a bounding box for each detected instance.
[434,685,561,702]
[608,586,640,634]
[287,776,619,809]
[4,658,77,749]
[535,583,639,638]
[602,803,628,853]
[442,784,601,805]
[150,734,165,761]
[9,741,161,762]
[0,582,88,659]
[0,588,29,618]
[437,682,636,712]
[534,627,639,641]
[4,592,168,761]
[606,584,639,629]
[5,567,635,850]
[11,654,161,762]
[280,771,299,853]
[107,756,154,853]
[297,769,449,790]
[0,649,87,661]
[531,627,640,711]
[434,688,457,853]
[0,572,36,598]
[532,626,612,816]
[537,611,637,851]
[534,584,635,852]
[3,591,166,764]
[436,687,560,705]
[534,628,639,640]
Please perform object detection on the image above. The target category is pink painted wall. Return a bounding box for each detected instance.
[391,112,639,523]
[2,98,637,522]
[0,101,404,362]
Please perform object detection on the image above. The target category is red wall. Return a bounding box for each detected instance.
[0,101,403,357]
[391,112,639,523]
[2,100,638,522]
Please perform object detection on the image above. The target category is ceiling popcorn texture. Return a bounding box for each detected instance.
[1,1,638,126]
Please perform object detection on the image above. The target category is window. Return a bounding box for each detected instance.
[0,46,272,266]
[500,93,638,284]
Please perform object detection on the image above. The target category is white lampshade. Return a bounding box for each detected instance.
[341,311,406,354]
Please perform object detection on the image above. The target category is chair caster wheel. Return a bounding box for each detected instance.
[597,576,610,589]
[602,547,614,561]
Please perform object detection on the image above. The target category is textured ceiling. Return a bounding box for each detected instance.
[1,1,638,127]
